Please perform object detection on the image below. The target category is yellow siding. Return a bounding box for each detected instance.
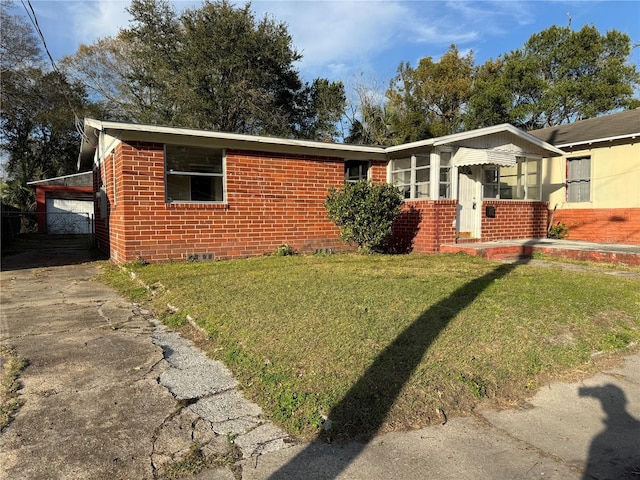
[542,140,640,209]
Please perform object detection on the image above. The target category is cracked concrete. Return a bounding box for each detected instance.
[1,240,293,479]
[147,317,294,477]
[0,263,177,479]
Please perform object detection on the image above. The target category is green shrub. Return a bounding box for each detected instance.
[274,244,294,256]
[548,222,569,239]
[324,181,403,253]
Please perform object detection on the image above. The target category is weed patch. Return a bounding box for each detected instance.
[0,345,29,431]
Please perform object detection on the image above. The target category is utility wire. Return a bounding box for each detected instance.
[20,0,60,76]
[20,0,89,141]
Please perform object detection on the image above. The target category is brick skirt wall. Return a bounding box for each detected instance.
[550,208,640,245]
[388,200,457,253]
[482,200,549,241]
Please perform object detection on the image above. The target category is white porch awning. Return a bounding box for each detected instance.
[453,147,518,167]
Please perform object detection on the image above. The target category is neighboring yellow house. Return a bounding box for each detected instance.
[531,109,640,245]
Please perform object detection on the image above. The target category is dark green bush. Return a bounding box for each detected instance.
[324,181,403,253]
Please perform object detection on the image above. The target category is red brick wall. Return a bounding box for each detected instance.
[388,200,458,253]
[481,200,549,241]
[550,208,640,245]
[105,141,389,264]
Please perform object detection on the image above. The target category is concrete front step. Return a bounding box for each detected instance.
[440,239,640,266]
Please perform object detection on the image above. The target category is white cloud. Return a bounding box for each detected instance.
[71,1,131,43]
[250,0,532,78]
[444,0,535,34]
[252,1,408,71]
[27,0,543,80]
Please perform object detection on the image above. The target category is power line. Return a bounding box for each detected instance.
[20,0,61,77]
[20,0,88,140]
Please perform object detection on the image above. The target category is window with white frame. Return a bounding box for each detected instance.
[566,156,591,202]
[481,157,541,200]
[165,145,225,202]
[390,155,430,199]
[483,166,499,198]
[439,151,452,199]
[344,160,370,183]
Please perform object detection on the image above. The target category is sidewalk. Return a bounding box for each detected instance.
[1,245,638,478]
[240,353,640,479]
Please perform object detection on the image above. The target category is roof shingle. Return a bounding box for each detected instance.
[529,108,640,146]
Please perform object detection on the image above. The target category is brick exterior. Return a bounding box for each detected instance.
[388,200,458,253]
[94,140,555,264]
[550,208,640,245]
[481,200,549,241]
[97,141,389,264]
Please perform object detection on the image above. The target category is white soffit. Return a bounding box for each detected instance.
[453,147,517,167]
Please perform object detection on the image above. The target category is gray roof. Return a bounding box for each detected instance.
[27,171,93,187]
[529,108,640,147]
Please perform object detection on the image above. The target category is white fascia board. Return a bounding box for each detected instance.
[556,133,639,149]
[384,123,564,157]
[384,138,436,154]
[431,124,565,156]
[84,119,387,159]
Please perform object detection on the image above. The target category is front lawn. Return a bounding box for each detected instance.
[100,254,640,441]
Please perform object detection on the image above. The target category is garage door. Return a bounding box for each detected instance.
[46,198,94,234]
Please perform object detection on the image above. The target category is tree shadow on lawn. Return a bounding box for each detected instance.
[268,260,520,479]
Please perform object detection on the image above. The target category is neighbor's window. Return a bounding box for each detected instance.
[482,157,540,200]
[567,156,591,202]
[165,145,225,202]
[390,155,430,199]
[345,160,370,183]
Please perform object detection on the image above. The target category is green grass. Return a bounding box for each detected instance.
[99,253,640,441]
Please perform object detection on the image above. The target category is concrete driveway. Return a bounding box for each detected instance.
[1,261,176,479]
[1,235,639,479]
[0,236,289,479]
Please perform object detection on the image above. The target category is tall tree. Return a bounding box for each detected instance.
[62,0,346,140]
[344,74,392,146]
[0,1,97,211]
[0,0,41,73]
[60,36,149,122]
[386,45,474,142]
[467,25,640,129]
[463,57,511,129]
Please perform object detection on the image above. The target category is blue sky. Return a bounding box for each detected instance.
[15,0,640,92]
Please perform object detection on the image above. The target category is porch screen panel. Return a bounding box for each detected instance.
[439,151,451,199]
[526,158,541,200]
[390,158,412,199]
[415,155,430,199]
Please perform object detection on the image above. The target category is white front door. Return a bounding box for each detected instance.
[456,167,480,238]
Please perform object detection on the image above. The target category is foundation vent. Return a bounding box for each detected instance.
[187,253,215,262]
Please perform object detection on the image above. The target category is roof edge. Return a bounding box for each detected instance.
[82,118,386,155]
[385,123,564,156]
[556,132,639,149]
[27,171,93,186]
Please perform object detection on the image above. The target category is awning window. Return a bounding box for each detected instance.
[453,147,517,167]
